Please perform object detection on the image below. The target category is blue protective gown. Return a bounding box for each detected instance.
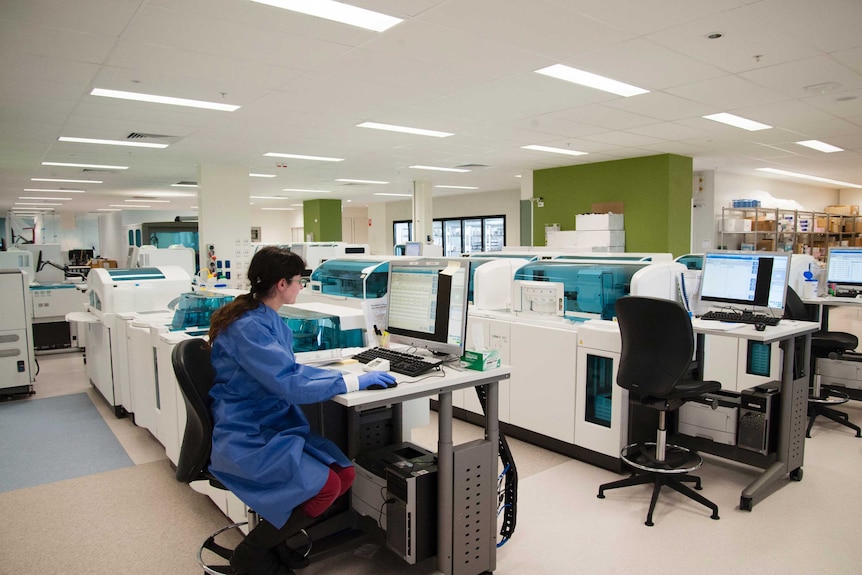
[208,303,352,529]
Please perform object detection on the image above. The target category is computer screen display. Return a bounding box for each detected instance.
[826,247,862,286]
[386,258,470,357]
[699,250,790,312]
[404,241,422,256]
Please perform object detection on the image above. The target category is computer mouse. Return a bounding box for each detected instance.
[755,323,766,331]
[366,381,398,390]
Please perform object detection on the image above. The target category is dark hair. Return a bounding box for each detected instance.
[208,246,305,345]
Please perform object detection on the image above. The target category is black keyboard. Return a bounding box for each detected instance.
[698,311,781,326]
[353,347,443,377]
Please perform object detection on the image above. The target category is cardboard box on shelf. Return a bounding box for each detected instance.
[854,237,862,247]
[722,218,752,232]
[844,220,862,234]
[825,205,860,216]
[756,240,774,251]
[747,219,775,231]
[88,258,118,268]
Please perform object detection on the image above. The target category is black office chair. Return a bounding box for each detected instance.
[783,287,861,438]
[597,296,721,526]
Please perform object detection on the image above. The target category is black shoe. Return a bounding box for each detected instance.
[230,540,294,575]
[274,543,310,569]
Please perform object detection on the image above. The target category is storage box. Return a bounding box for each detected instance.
[460,348,501,371]
[747,219,775,231]
[844,220,862,233]
[574,230,625,247]
[722,218,752,232]
[677,391,740,446]
[825,205,859,216]
[88,259,118,268]
[575,213,624,231]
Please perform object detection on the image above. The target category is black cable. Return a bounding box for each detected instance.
[474,384,517,545]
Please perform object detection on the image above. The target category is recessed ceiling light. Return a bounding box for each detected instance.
[31,178,102,184]
[250,0,402,32]
[110,204,151,208]
[434,185,479,190]
[535,64,649,97]
[282,188,332,193]
[702,113,771,131]
[261,207,296,211]
[16,202,63,206]
[126,199,170,203]
[19,197,72,201]
[521,144,588,157]
[264,152,344,162]
[250,195,290,200]
[408,165,470,173]
[42,161,128,170]
[291,204,304,207]
[795,140,844,153]
[515,174,522,178]
[90,88,240,112]
[97,209,122,212]
[756,168,862,189]
[336,178,390,184]
[171,183,198,188]
[374,192,413,197]
[140,191,196,198]
[59,136,169,149]
[356,121,454,138]
[250,173,276,178]
[24,188,85,193]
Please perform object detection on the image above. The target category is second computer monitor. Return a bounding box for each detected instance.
[699,250,791,313]
[826,247,862,288]
[385,258,470,357]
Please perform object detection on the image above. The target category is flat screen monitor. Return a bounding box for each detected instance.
[404,241,422,256]
[698,250,791,313]
[385,258,470,357]
[826,247,862,286]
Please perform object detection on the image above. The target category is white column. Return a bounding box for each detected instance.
[413,179,433,243]
[198,163,251,289]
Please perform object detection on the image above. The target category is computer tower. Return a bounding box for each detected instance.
[385,454,438,564]
[738,384,780,454]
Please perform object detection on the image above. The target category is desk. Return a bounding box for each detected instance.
[687,319,819,510]
[331,362,511,575]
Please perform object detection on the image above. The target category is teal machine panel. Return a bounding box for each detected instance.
[309,259,389,299]
[170,291,235,331]
[279,307,363,353]
[514,261,646,320]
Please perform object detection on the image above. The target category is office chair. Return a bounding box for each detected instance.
[172,338,313,575]
[783,288,861,438]
[597,296,721,526]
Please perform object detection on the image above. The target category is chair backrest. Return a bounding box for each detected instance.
[615,296,694,398]
[783,286,809,321]
[172,337,216,484]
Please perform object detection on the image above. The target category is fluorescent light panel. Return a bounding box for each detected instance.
[336,178,390,184]
[756,168,862,189]
[250,173,276,178]
[16,202,63,206]
[795,140,844,153]
[250,196,290,200]
[702,113,771,131]
[408,165,470,173]
[140,192,196,198]
[535,64,649,97]
[261,207,296,211]
[282,188,331,193]
[19,197,72,201]
[109,204,151,208]
[250,0,402,32]
[374,192,413,197]
[434,185,478,190]
[97,209,121,212]
[59,136,168,149]
[264,152,344,162]
[171,183,198,188]
[25,188,85,193]
[42,161,128,170]
[356,121,453,138]
[521,144,588,157]
[91,88,240,112]
[31,178,102,184]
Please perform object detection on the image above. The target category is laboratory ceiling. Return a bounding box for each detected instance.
[1,0,862,215]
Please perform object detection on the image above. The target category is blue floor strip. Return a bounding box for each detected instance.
[0,393,133,493]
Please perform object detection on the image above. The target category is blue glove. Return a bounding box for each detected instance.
[358,371,397,390]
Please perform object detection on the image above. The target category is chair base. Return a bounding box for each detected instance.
[197,522,312,575]
[599,442,719,526]
[806,395,862,438]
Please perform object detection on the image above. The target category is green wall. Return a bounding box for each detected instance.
[532,154,693,256]
[303,199,342,241]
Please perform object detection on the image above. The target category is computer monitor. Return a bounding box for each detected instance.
[699,250,791,313]
[404,241,422,256]
[826,247,862,287]
[385,258,470,357]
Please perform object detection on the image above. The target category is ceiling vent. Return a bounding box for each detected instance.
[81,168,118,173]
[173,180,198,187]
[454,163,490,169]
[127,132,175,141]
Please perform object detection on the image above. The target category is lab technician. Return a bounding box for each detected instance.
[207,246,395,575]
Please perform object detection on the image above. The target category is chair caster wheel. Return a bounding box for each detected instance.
[740,497,752,512]
[789,468,803,481]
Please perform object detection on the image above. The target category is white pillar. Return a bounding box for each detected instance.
[198,163,251,289]
[413,179,433,243]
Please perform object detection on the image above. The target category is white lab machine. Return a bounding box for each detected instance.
[136,245,197,278]
[471,258,529,311]
[19,243,65,283]
[0,249,35,279]
[512,280,565,316]
[30,284,88,354]
[0,270,35,396]
[72,266,191,415]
